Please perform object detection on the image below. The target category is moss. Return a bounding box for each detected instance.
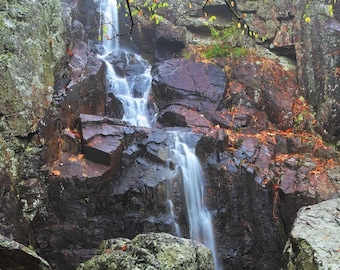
[79,233,214,270]
[0,0,64,136]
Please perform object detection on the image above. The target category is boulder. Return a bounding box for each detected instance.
[281,198,340,269]
[65,41,106,118]
[152,58,226,128]
[152,58,226,105]
[80,114,125,167]
[77,233,214,270]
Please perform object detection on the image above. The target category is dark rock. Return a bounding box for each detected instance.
[158,105,212,128]
[152,58,226,105]
[316,98,340,143]
[66,42,106,117]
[154,19,187,61]
[61,128,82,155]
[224,57,296,130]
[105,93,124,119]
[80,114,125,169]
[293,0,340,143]
[0,234,50,270]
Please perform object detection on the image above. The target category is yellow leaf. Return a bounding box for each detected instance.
[304,16,311,23]
[329,5,334,16]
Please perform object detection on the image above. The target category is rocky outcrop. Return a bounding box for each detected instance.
[293,0,340,144]
[0,233,50,270]
[0,0,65,136]
[0,0,65,245]
[152,56,296,130]
[1,0,339,269]
[134,0,340,144]
[281,198,340,269]
[221,0,340,143]
[77,233,214,270]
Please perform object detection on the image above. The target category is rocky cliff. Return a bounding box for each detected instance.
[0,0,339,269]
[0,0,65,245]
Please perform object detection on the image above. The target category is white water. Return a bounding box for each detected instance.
[171,132,220,270]
[100,0,119,51]
[98,0,152,128]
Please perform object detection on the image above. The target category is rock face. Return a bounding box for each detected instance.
[281,198,340,269]
[134,0,340,144]
[226,0,340,143]
[1,0,339,269]
[0,0,65,136]
[77,233,214,270]
[152,56,296,130]
[0,0,65,245]
[292,0,340,143]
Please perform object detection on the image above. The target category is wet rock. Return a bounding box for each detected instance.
[293,0,340,143]
[222,56,296,130]
[51,152,112,181]
[80,114,125,167]
[152,58,226,105]
[0,233,50,270]
[158,105,212,128]
[105,93,124,119]
[32,128,182,269]
[281,198,340,269]
[66,42,106,117]
[77,233,214,270]
[154,19,187,61]
[61,128,82,155]
[152,58,228,129]
[204,158,285,269]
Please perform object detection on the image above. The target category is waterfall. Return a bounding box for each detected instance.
[100,0,119,52]
[98,1,219,268]
[98,0,152,127]
[170,132,220,270]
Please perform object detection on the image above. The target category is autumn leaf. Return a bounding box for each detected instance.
[52,170,61,176]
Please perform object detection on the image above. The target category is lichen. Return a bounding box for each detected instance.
[0,0,65,136]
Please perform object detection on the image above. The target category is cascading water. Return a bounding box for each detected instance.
[99,0,119,51]
[170,132,221,270]
[98,0,152,127]
[98,1,220,268]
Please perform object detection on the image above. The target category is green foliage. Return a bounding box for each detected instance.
[202,24,248,59]
[125,0,169,24]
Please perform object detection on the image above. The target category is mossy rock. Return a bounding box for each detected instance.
[78,233,214,270]
[0,0,65,137]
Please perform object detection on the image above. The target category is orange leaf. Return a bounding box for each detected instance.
[52,170,61,176]
[67,47,74,57]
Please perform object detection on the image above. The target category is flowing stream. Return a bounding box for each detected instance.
[98,0,152,127]
[170,132,220,270]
